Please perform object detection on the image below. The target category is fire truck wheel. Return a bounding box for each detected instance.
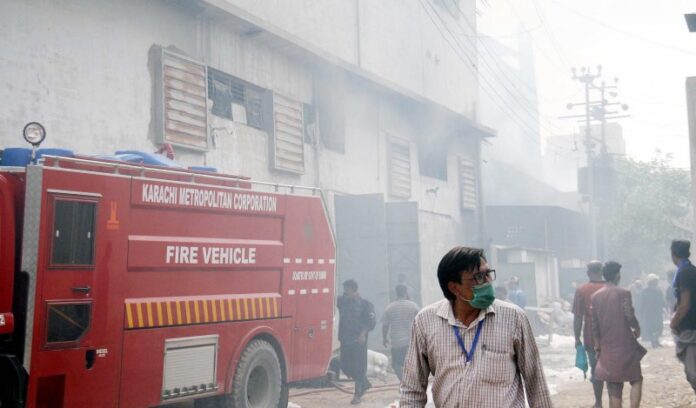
[230,339,282,408]
[278,381,289,408]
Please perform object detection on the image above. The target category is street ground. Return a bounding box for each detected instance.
[289,335,696,408]
[552,340,696,408]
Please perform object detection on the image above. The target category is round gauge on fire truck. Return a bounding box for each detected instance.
[23,122,46,146]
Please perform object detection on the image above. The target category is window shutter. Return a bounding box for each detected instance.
[459,157,478,210]
[389,138,412,198]
[158,49,208,150]
[271,93,305,174]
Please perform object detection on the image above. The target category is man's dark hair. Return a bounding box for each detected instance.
[602,261,622,282]
[587,260,602,274]
[395,284,408,298]
[672,239,691,259]
[437,246,486,301]
[343,279,358,291]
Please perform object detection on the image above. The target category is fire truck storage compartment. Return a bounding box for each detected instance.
[162,335,219,399]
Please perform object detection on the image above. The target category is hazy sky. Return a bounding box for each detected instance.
[477,0,696,169]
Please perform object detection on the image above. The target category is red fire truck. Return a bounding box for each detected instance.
[0,123,336,408]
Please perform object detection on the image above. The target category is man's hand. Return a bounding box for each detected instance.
[671,318,680,335]
[383,338,390,349]
[632,327,640,339]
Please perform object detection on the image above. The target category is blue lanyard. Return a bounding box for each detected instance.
[452,320,484,365]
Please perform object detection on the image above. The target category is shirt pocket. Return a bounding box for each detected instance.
[478,349,516,385]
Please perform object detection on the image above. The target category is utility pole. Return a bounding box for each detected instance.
[559,65,629,260]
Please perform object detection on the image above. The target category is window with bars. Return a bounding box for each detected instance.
[271,93,305,174]
[459,157,478,210]
[207,68,267,130]
[389,138,412,199]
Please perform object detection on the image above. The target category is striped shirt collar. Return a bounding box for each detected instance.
[435,299,496,329]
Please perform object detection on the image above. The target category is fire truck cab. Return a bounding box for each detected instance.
[0,123,336,408]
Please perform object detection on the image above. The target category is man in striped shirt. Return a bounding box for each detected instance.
[399,246,553,407]
[382,284,420,381]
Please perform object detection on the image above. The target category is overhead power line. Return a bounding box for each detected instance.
[550,0,696,57]
[420,0,577,157]
[418,0,552,152]
[438,0,574,152]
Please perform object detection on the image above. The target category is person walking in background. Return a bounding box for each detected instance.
[630,279,645,336]
[573,260,606,408]
[495,285,509,301]
[670,239,696,394]
[508,276,527,309]
[400,246,552,407]
[337,279,377,404]
[640,274,664,348]
[397,273,419,305]
[591,261,646,408]
[382,284,419,382]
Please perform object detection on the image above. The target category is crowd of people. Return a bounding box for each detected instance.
[334,239,696,407]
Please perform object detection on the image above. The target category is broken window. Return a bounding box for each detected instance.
[315,73,346,153]
[418,142,448,180]
[207,68,267,130]
[303,103,318,144]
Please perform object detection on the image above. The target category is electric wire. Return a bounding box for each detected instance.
[446,0,571,135]
[422,0,576,156]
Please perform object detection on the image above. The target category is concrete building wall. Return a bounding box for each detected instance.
[0,0,199,153]
[2,0,485,307]
[205,0,478,117]
[479,34,542,182]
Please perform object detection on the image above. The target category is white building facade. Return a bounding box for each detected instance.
[1,0,493,308]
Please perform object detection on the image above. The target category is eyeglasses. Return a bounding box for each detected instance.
[462,269,496,285]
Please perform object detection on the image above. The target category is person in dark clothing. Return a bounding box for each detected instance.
[337,279,376,405]
[666,270,677,312]
[670,239,696,393]
[640,274,664,348]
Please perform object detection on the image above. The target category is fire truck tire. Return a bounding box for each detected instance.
[0,355,26,408]
[230,339,282,408]
[278,381,289,408]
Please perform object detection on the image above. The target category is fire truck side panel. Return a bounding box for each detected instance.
[18,160,335,407]
[25,167,126,408]
[0,172,23,336]
[282,197,336,381]
[0,175,17,325]
[118,319,292,407]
